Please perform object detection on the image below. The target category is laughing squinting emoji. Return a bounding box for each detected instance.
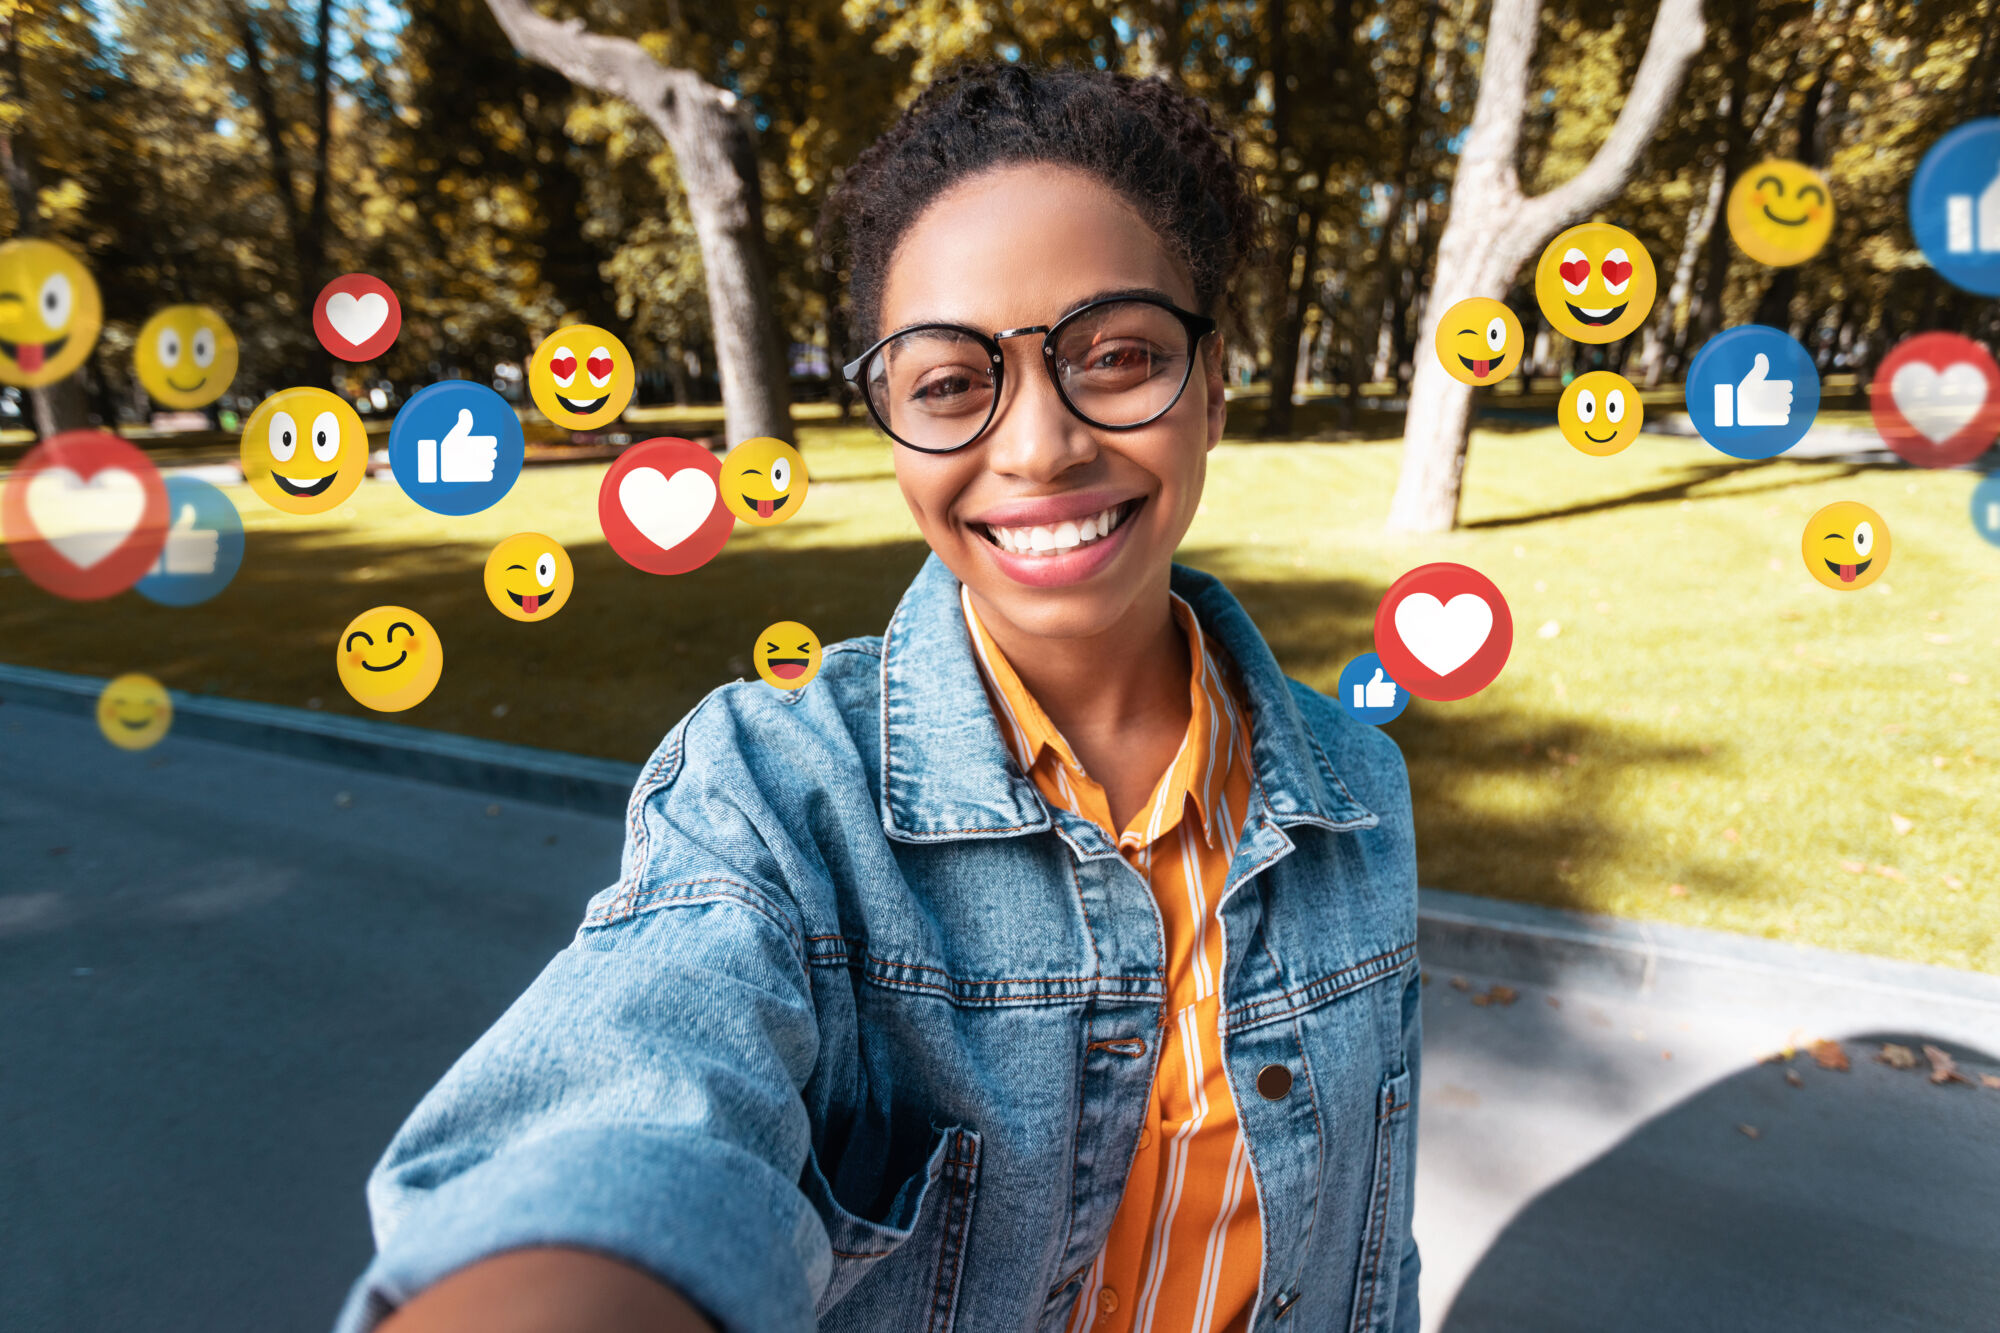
[753,620,822,690]
[529,324,634,430]
[1535,223,1656,344]
[241,387,369,515]
[483,532,574,621]
[721,436,808,526]
[0,238,103,388]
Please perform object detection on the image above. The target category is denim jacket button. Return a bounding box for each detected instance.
[1256,1063,1293,1100]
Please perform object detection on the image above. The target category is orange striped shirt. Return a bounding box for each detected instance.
[961,584,1262,1333]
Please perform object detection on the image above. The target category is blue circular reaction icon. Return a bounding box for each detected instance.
[1337,652,1410,726]
[387,381,525,515]
[134,475,244,607]
[1685,325,1821,460]
[1973,472,2000,549]
[1911,118,2000,297]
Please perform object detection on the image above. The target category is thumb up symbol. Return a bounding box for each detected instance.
[1946,162,2000,254]
[1713,352,1795,429]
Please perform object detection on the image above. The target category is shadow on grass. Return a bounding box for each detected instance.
[1465,458,1870,530]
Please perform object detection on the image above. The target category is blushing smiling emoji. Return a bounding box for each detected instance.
[336,606,443,711]
[241,387,368,515]
[1727,160,1834,267]
[96,672,173,751]
[1534,223,1656,344]
[134,305,239,409]
[1433,298,1524,387]
[0,238,103,388]
[528,324,634,431]
[721,436,808,526]
[753,620,822,691]
[483,532,574,622]
[1802,501,1888,591]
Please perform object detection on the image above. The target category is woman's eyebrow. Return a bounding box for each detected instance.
[896,284,1183,331]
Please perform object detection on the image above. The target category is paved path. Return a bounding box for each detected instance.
[2,701,1995,1332]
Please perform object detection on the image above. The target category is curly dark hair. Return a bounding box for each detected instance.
[818,61,1266,354]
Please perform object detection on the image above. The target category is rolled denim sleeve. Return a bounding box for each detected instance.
[334,690,834,1333]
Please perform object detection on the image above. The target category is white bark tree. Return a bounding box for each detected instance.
[483,0,792,445]
[1385,0,1706,533]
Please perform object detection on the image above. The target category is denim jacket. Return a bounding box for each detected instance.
[335,552,1420,1333]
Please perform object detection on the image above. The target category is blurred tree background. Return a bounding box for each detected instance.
[2,0,1997,490]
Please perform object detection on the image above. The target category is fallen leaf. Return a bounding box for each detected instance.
[1872,864,1907,883]
[1811,1039,1850,1072]
[1668,883,1689,897]
[1545,996,1562,1010]
[1982,1075,2000,1092]
[1880,722,1907,735]
[1932,755,1950,769]
[1923,1044,1972,1086]
[1537,619,1561,639]
[1839,859,1866,874]
[1662,1050,1673,1061]
[1889,812,1914,836]
[1738,1123,1761,1139]
[1471,994,1489,1007]
[1723,828,1740,842]
[1948,673,1970,685]
[1449,976,1470,992]
[1943,875,1966,891]
[1488,985,1517,1006]
[1785,1069,1804,1087]
[1878,1043,1920,1070]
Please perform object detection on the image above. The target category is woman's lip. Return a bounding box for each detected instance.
[965,488,1143,529]
[973,500,1140,589]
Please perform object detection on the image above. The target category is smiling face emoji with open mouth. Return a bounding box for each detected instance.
[242,387,368,515]
[336,606,443,711]
[1535,223,1656,344]
[1803,501,1889,591]
[1434,298,1524,387]
[135,305,239,409]
[0,238,103,388]
[721,436,808,526]
[753,620,822,690]
[96,672,173,751]
[1727,159,1834,267]
[483,532,574,622]
[528,325,634,431]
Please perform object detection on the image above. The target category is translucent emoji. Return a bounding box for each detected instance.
[1534,223,1656,344]
[96,672,173,751]
[721,436,808,526]
[242,388,369,515]
[1727,160,1834,268]
[336,606,443,711]
[483,532,574,622]
[1433,298,1524,387]
[0,238,103,388]
[134,304,239,408]
[1557,371,1645,456]
[753,620,822,690]
[528,324,635,430]
[1802,501,1889,591]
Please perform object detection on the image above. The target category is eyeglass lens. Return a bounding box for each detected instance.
[860,300,1197,452]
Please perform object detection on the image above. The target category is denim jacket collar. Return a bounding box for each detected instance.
[879,552,1377,846]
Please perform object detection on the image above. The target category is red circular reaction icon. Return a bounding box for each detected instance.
[1,431,169,600]
[1870,332,2000,470]
[598,437,735,575]
[312,273,402,362]
[1372,563,1513,702]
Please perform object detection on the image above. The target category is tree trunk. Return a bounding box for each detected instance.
[1262,196,1323,437]
[484,0,792,445]
[0,19,88,436]
[1386,0,1706,533]
[1638,155,1724,386]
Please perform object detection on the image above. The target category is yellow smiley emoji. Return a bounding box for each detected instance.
[483,532,574,622]
[1433,298,1524,387]
[753,620,822,690]
[1802,501,1889,591]
[721,437,808,526]
[1557,371,1645,456]
[1534,223,1656,344]
[135,305,239,409]
[1727,160,1834,268]
[96,672,173,751]
[0,238,103,388]
[528,325,635,430]
[336,606,443,711]
[241,387,369,515]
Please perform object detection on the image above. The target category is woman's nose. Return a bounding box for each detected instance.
[981,345,1096,481]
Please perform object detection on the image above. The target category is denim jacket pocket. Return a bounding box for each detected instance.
[1345,1067,1414,1333]
[805,1122,983,1330]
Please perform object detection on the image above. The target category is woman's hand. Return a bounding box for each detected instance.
[378,1247,718,1333]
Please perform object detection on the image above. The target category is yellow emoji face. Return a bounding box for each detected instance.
[527,325,635,430]
[241,388,368,515]
[1433,298,1524,387]
[753,620,822,690]
[1727,160,1834,268]
[1557,371,1645,455]
[336,606,443,711]
[483,532,574,621]
[96,672,173,751]
[1534,224,1656,344]
[721,437,808,526]
[0,238,103,388]
[134,304,239,408]
[1803,501,1889,591]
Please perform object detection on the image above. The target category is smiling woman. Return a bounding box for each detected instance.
[339,62,1422,1333]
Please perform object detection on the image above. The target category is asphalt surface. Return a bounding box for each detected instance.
[3,701,1996,1333]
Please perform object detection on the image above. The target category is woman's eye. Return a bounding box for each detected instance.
[1485,317,1506,351]
[157,327,181,367]
[269,410,298,461]
[39,272,72,327]
[311,410,340,461]
[1605,389,1626,422]
[1576,389,1597,422]
[1853,522,1873,556]
[769,458,790,491]
[535,553,556,588]
[912,372,974,404]
[192,328,216,367]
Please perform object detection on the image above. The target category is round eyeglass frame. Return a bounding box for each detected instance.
[840,294,1219,455]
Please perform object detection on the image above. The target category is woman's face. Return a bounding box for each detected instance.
[878,162,1226,643]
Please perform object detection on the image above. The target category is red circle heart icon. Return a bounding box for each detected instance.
[1372,562,1513,701]
[598,438,735,575]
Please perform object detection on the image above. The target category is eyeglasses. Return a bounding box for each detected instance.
[841,294,1217,455]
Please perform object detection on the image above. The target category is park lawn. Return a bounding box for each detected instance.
[4,418,1996,973]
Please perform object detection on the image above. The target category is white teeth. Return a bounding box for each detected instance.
[983,502,1131,557]
[1053,521,1079,548]
[1578,306,1614,316]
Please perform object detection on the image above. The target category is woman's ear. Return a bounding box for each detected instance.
[1203,331,1228,453]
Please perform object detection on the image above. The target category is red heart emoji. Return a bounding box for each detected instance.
[1559,259,1590,287]
[549,351,577,379]
[1601,259,1633,286]
[586,355,614,381]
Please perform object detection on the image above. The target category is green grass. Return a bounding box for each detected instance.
[5,414,1996,972]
